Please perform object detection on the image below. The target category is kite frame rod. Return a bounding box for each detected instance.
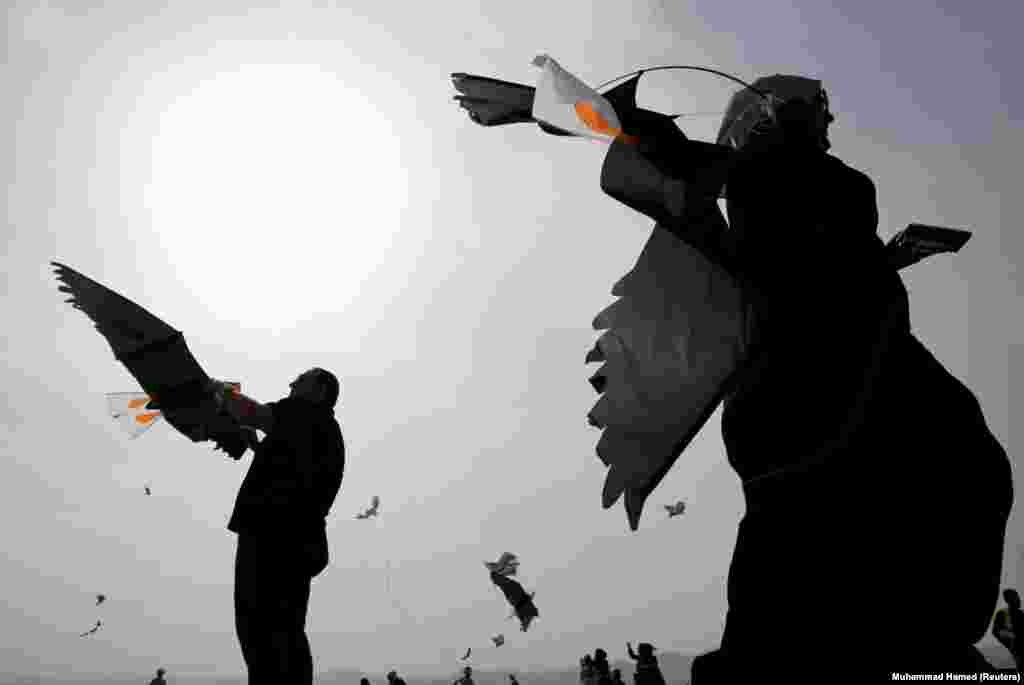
[593,65,769,100]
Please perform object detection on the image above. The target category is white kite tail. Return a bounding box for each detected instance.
[106,392,162,438]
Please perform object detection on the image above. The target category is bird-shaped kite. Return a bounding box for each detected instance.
[79,620,102,637]
[454,60,975,531]
[664,501,686,518]
[490,572,539,632]
[491,634,505,648]
[51,262,255,459]
[483,552,519,577]
[355,495,380,520]
[95,594,106,606]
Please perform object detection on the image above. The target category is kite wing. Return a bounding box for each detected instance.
[885,223,972,270]
[452,64,680,144]
[489,572,539,631]
[492,634,505,647]
[589,135,749,531]
[451,72,574,136]
[52,262,252,458]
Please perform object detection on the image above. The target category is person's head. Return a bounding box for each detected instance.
[594,648,607,661]
[637,643,655,658]
[583,655,593,665]
[716,75,833,152]
[464,667,472,677]
[289,367,340,408]
[1005,588,1021,608]
[156,668,166,677]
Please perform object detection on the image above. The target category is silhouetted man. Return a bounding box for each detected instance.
[148,667,167,685]
[599,73,1012,680]
[626,642,665,685]
[592,648,611,685]
[387,670,408,685]
[454,666,474,685]
[211,367,345,685]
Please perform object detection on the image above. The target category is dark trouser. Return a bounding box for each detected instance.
[234,532,320,685]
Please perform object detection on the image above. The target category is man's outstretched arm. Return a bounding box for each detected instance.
[208,379,274,433]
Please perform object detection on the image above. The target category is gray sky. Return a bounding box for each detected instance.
[3,0,1021,679]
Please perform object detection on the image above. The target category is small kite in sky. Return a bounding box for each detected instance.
[483,552,519,577]
[664,501,686,518]
[79,620,101,637]
[488,567,539,632]
[355,495,380,519]
[492,634,505,648]
[144,484,152,496]
[51,262,254,459]
[95,594,106,605]
[461,648,472,660]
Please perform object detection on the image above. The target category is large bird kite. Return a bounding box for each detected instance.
[51,262,255,459]
[452,58,975,531]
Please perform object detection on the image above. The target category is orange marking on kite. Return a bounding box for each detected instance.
[135,412,159,424]
[574,101,616,135]
[128,398,150,409]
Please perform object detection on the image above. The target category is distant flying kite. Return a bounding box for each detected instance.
[461,648,472,660]
[664,501,686,518]
[355,495,380,520]
[79,620,102,637]
[95,594,106,605]
[489,571,539,632]
[144,485,152,496]
[51,262,254,459]
[492,634,505,648]
[483,552,519,577]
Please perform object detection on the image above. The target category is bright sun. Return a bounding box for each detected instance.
[144,63,408,328]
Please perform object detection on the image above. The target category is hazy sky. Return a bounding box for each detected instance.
[3,0,1022,679]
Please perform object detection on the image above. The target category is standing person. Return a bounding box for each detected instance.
[387,670,407,685]
[148,668,167,685]
[579,655,594,685]
[597,74,1012,679]
[453,666,474,685]
[210,367,345,685]
[592,648,611,685]
[626,642,665,685]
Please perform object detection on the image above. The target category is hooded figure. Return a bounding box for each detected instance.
[597,74,1012,679]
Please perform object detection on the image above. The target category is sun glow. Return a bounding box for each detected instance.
[143,63,408,327]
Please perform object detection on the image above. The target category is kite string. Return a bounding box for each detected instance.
[380,512,415,626]
[592,65,769,99]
